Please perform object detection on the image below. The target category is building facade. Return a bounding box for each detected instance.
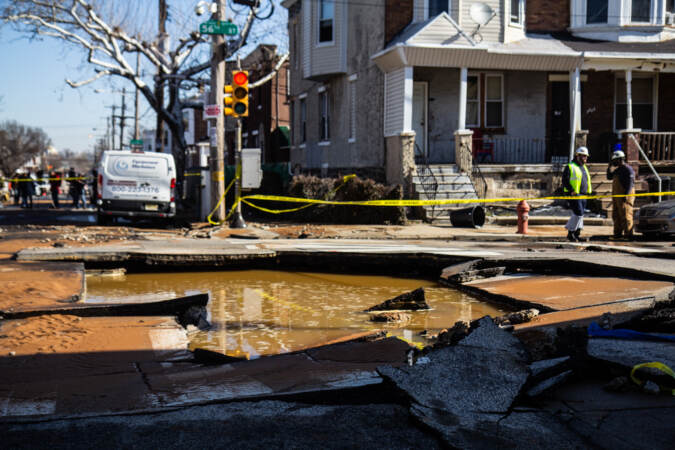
[285,0,675,189]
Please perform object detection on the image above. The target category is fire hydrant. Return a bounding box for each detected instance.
[516,200,530,234]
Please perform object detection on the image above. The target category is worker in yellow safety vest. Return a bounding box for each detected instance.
[562,147,592,242]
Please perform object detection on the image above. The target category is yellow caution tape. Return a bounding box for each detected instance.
[238,190,675,212]
[630,361,675,395]
[206,175,238,226]
[1,176,91,183]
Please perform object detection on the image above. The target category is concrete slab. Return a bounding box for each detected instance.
[467,274,672,311]
[513,298,657,332]
[587,338,675,371]
[0,315,190,418]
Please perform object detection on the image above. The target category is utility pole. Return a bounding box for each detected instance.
[110,105,117,150]
[119,88,127,150]
[155,0,167,152]
[208,0,227,222]
[134,50,141,140]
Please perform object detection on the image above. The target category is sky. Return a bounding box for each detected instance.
[0,0,288,154]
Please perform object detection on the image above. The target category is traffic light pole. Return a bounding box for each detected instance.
[208,0,226,223]
[230,117,246,228]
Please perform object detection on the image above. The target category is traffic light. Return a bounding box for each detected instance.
[232,70,248,117]
[224,70,248,117]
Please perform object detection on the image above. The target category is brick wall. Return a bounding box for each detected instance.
[385,0,413,44]
[582,71,616,162]
[658,73,675,131]
[526,0,570,32]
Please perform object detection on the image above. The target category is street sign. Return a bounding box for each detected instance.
[203,104,221,119]
[199,20,238,36]
[130,139,143,146]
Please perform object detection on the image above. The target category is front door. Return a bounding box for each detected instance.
[412,82,428,162]
[549,81,570,161]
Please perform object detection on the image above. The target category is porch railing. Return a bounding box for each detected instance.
[638,132,675,161]
[472,136,548,164]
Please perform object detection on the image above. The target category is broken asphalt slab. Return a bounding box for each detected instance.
[377,318,569,447]
[0,332,410,420]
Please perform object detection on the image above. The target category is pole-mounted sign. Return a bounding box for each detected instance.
[199,20,238,36]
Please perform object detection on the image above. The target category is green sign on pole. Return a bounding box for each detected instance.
[130,139,143,146]
[199,20,238,36]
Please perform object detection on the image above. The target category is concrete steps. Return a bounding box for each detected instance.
[413,164,478,224]
[587,163,651,215]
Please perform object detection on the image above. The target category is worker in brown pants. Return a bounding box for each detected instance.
[607,149,635,239]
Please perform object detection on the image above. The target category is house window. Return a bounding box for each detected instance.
[466,75,480,127]
[319,90,330,141]
[319,0,333,43]
[615,76,655,131]
[300,98,307,143]
[631,0,652,23]
[466,73,503,129]
[349,77,357,142]
[510,0,525,25]
[668,0,675,13]
[485,75,504,128]
[428,0,450,17]
[587,0,608,24]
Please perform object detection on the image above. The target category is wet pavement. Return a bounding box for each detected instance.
[1,215,674,448]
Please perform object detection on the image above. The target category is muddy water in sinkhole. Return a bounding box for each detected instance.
[86,270,502,358]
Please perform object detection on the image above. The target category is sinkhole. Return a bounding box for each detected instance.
[86,269,502,358]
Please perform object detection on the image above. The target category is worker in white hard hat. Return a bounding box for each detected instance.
[562,147,592,242]
[607,147,635,240]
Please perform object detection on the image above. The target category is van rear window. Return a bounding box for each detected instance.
[107,156,168,178]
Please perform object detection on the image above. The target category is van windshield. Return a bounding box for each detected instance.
[107,155,168,179]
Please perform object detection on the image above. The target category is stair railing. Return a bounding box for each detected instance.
[471,157,488,200]
[629,134,662,202]
[414,144,439,220]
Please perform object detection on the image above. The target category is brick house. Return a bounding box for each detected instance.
[284,0,675,219]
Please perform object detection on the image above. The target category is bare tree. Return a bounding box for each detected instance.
[1,0,284,186]
[0,120,52,176]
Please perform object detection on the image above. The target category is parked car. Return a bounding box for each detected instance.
[636,199,675,238]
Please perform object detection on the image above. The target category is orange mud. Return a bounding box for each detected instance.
[0,315,187,356]
[472,275,673,311]
[0,261,83,313]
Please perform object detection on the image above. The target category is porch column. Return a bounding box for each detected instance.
[384,66,416,191]
[569,67,581,160]
[625,70,634,130]
[458,67,468,131]
[454,67,473,174]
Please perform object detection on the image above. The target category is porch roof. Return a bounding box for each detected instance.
[373,14,582,72]
[373,15,675,73]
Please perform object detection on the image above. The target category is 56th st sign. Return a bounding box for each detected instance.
[199,20,238,36]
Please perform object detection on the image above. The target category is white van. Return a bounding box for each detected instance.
[97,150,176,224]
